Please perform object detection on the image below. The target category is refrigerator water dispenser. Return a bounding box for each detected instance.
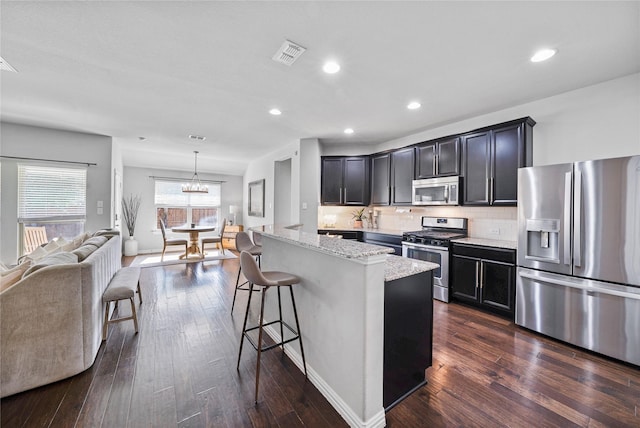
[525,219,560,263]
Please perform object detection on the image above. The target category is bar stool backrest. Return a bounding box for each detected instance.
[235,231,255,252]
[240,250,270,286]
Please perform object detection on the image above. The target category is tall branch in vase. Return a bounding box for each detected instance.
[122,194,141,238]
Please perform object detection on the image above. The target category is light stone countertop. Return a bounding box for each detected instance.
[257,225,394,259]
[317,227,405,237]
[451,237,517,250]
[384,255,439,282]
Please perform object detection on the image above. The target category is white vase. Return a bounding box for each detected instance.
[124,236,138,256]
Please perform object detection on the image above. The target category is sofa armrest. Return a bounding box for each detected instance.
[0,264,84,398]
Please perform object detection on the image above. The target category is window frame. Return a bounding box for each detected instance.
[153,179,221,230]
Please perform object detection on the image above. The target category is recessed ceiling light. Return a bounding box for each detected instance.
[530,48,557,63]
[344,128,354,135]
[407,101,421,110]
[323,61,340,74]
[269,108,282,115]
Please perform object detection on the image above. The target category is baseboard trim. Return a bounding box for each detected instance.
[263,325,386,428]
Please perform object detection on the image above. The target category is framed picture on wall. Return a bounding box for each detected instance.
[248,179,265,217]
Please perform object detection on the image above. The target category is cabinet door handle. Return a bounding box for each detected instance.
[435,154,439,175]
[479,261,484,289]
[433,155,437,176]
[475,261,480,289]
[339,187,343,203]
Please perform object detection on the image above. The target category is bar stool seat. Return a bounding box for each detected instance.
[236,250,307,404]
[231,231,262,313]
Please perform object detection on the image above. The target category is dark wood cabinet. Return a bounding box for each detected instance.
[390,147,414,205]
[461,118,534,206]
[321,156,370,206]
[370,147,414,206]
[415,137,460,179]
[450,243,516,318]
[371,153,391,205]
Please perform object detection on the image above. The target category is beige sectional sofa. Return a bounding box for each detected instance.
[0,233,122,398]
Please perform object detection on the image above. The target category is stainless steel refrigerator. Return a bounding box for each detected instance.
[516,155,640,366]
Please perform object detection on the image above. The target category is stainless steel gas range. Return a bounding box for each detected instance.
[402,217,468,302]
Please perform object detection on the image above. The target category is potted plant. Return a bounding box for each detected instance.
[351,208,367,228]
[122,194,141,256]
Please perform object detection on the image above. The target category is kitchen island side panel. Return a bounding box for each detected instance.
[261,235,386,426]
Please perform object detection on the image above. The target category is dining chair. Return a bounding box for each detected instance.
[252,230,262,247]
[159,220,188,261]
[201,218,227,255]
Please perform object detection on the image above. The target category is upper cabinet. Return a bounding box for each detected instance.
[321,156,370,206]
[461,118,535,206]
[415,137,460,179]
[371,153,391,205]
[390,148,415,205]
[370,148,415,206]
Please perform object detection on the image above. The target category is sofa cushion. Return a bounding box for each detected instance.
[72,245,98,262]
[22,252,78,278]
[83,236,108,248]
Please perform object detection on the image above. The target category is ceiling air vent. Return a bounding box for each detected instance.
[188,135,206,141]
[272,40,306,66]
[0,56,17,72]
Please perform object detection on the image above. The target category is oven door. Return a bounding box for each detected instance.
[402,242,450,302]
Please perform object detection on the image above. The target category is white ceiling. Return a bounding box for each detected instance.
[1,1,639,176]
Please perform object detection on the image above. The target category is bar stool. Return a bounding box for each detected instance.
[232,231,262,313]
[236,251,307,404]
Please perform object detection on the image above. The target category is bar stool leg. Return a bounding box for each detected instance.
[231,265,243,313]
[237,283,254,370]
[103,301,111,340]
[289,286,307,378]
[277,287,284,350]
[255,286,268,404]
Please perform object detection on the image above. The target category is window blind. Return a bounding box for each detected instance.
[18,165,87,222]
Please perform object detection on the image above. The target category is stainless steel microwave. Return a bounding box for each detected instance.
[412,176,460,206]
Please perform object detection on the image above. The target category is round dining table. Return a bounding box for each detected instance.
[171,225,216,259]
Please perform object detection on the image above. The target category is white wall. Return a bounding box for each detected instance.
[0,122,113,265]
[122,166,243,253]
[298,138,321,234]
[243,142,301,230]
[323,73,640,166]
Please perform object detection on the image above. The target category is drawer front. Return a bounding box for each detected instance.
[452,243,515,264]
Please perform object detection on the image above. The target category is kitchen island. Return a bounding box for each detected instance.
[253,225,437,428]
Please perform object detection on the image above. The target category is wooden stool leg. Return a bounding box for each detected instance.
[129,297,139,334]
[103,301,111,341]
[137,280,143,304]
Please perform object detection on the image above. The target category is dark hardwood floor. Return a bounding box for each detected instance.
[1,254,639,427]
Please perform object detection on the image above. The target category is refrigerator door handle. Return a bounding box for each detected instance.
[574,171,582,267]
[563,172,572,265]
[519,271,640,301]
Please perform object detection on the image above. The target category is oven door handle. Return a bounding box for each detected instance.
[402,242,449,254]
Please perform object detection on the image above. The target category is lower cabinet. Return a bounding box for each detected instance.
[317,229,361,241]
[450,243,516,318]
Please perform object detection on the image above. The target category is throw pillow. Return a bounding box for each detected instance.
[43,240,60,253]
[22,252,78,278]
[83,236,108,248]
[0,262,30,278]
[24,246,49,263]
[72,245,98,262]
[61,241,79,252]
[54,236,69,247]
[1,269,25,293]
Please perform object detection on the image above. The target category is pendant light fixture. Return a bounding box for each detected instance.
[182,151,208,193]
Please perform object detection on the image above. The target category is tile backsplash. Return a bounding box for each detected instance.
[318,205,517,242]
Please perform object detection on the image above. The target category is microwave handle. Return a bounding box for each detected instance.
[444,185,449,202]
